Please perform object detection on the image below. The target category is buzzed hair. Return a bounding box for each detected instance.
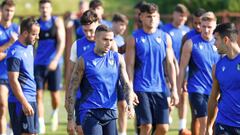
[193,8,206,18]
[20,17,39,34]
[39,0,51,5]
[89,0,102,10]
[201,11,217,22]
[112,13,129,24]
[139,2,158,14]
[1,0,15,8]
[214,23,238,42]
[80,10,99,25]
[95,24,113,33]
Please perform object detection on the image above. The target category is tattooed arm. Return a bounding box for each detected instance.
[118,54,139,107]
[65,57,85,121]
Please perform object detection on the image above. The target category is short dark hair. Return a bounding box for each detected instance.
[1,0,15,8]
[80,10,99,25]
[214,23,238,41]
[95,24,113,33]
[20,17,39,34]
[39,0,51,5]
[112,13,128,24]
[193,8,206,17]
[139,2,158,14]
[174,3,189,15]
[134,1,146,9]
[89,0,102,10]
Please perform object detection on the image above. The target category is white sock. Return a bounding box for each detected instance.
[52,108,59,115]
[118,132,127,135]
[179,119,187,130]
[39,117,45,125]
[169,116,173,124]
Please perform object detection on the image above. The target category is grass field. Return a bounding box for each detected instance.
[43,91,191,135]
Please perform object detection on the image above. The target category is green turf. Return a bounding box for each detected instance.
[43,91,191,135]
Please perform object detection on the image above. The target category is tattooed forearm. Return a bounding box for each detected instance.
[65,58,84,121]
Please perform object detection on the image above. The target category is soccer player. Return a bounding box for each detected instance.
[65,10,98,135]
[178,8,206,134]
[0,0,18,134]
[89,0,112,28]
[66,25,137,135]
[125,2,179,135]
[7,17,40,135]
[34,0,66,133]
[178,12,220,135]
[206,23,240,135]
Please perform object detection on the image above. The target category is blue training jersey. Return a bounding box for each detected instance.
[188,35,220,95]
[133,29,168,93]
[75,36,95,99]
[161,23,190,62]
[186,29,199,41]
[0,23,19,80]
[79,50,119,110]
[35,16,63,65]
[7,41,36,102]
[73,19,85,40]
[215,54,240,127]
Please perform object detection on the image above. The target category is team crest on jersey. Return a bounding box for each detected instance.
[108,58,114,66]
[23,123,28,130]
[222,66,225,72]
[83,45,89,51]
[0,31,2,35]
[182,31,187,36]
[237,63,240,71]
[141,38,146,43]
[24,52,27,57]
[199,44,203,50]
[155,37,162,44]
[11,49,16,55]
[170,32,174,36]
[212,45,217,52]
[92,60,97,66]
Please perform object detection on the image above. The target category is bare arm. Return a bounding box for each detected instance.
[125,36,135,87]
[111,40,118,52]
[0,52,6,61]
[53,17,66,62]
[0,34,18,52]
[206,65,220,134]
[165,34,179,105]
[177,39,193,94]
[8,72,29,108]
[64,61,75,103]
[65,57,84,121]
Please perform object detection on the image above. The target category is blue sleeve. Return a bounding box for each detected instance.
[7,57,21,72]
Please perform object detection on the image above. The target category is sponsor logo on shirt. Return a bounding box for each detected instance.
[237,63,240,71]
[156,37,162,44]
[199,44,203,50]
[108,58,114,66]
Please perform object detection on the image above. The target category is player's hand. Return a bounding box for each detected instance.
[130,92,139,106]
[48,59,58,71]
[10,32,18,43]
[67,120,76,135]
[170,90,179,106]
[127,104,135,119]
[205,127,213,135]
[22,102,34,116]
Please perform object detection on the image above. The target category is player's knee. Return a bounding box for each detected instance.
[156,124,169,134]
[140,124,152,132]
[0,102,7,116]
[118,101,127,112]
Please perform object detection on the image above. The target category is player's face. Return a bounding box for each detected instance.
[25,25,40,45]
[95,31,114,53]
[39,3,52,18]
[82,22,98,41]
[93,6,104,19]
[1,5,15,22]
[201,20,216,39]
[192,16,201,32]
[214,32,227,54]
[173,11,187,26]
[112,21,127,35]
[140,11,159,29]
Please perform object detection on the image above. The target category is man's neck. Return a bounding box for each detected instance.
[227,43,240,59]
[142,26,157,34]
[41,15,51,21]
[94,47,106,56]
[0,20,12,28]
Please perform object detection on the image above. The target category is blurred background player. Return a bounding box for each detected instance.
[34,0,65,133]
[0,0,19,134]
[178,12,220,135]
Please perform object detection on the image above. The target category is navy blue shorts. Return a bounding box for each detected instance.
[75,98,81,125]
[8,101,39,134]
[215,123,240,135]
[135,92,169,125]
[34,65,62,91]
[189,92,209,118]
[82,109,118,135]
[117,81,125,101]
[0,79,8,85]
